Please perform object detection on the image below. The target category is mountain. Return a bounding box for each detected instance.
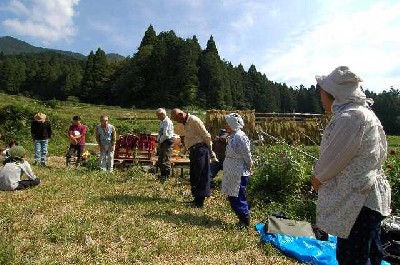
[106,53,126,62]
[0,36,126,61]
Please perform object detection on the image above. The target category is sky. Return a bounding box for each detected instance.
[0,0,399,93]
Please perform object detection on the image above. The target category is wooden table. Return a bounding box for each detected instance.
[170,156,190,178]
[114,155,190,179]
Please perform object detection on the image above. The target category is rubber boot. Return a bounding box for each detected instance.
[238,214,250,229]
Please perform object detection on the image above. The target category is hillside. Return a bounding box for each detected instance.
[0,36,125,61]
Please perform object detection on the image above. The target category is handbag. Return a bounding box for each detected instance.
[266,215,316,238]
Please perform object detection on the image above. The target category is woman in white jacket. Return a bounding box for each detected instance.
[222,113,253,229]
[311,66,391,264]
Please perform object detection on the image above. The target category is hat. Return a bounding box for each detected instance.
[8,146,26,159]
[34,113,46,122]
[315,66,365,102]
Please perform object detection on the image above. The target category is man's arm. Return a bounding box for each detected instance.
[111,126,117,151]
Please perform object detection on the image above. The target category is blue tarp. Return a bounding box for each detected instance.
[255,223,390,265]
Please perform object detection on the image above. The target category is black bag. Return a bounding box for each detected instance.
[381,216,400,263]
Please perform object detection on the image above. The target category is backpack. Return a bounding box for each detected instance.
[381,216,400,263]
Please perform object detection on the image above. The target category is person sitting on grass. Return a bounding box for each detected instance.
[0,146,41,191]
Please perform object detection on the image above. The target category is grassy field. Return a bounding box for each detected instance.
[0,94,298,264]
[1,93,399,264]
[0,161,298,264]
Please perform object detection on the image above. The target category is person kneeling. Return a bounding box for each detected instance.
[0,146,41,191]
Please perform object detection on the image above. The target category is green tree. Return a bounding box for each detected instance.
[199,36,227,108]
[81,48,110,103]
[0,57,26,94]
[371,88,400,134]
[175,36,201,107]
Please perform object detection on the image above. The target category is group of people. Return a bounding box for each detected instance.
[155,107,253,229]
[161,66,392,264]
[65,114,116,172]
[0,66,394,264]
[0,114,117,191]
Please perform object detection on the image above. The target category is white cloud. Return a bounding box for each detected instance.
[1,0,79,43]
[260,1,400,92]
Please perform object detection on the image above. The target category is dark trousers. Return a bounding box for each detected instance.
[189,144,211,198]
[157,141,172,177]
[210,161,223,178]
[16,178,40,190]
[336,206,385,265]
[66,144,84,162]
[228,175,250,216]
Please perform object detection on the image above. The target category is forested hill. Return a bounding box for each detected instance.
[0,36,125,61]
[0,26,399,134]
[0,36,86,60]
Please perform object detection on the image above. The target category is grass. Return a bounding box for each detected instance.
[0,160,298,264]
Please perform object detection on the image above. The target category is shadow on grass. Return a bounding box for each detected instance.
[145,210,229,228]
[101,194,171,205]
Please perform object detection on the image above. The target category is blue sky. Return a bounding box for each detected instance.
[0,0,399,93]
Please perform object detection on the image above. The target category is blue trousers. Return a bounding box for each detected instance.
[228,175,250,216]
[336,206,385,265]
[34,139,48,164]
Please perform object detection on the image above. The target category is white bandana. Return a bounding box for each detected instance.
[225,113,244,132]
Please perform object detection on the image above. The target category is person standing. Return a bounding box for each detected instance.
[66,116,88,167]
[0,146,41,191]
[311,66,391,264]
[210,129,228,185]
[222,113,253,229]
[95,115,116,172]
[31,112,52,166]
[171,108,217,208]
[156,108,174,182]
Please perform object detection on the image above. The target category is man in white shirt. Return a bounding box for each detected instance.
[156,108,174,182]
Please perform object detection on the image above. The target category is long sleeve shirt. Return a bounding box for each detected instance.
[31,120,52,140]
[0,161,38,191]
[183,114,212,150]
[222,130,253,197]
[313,103,391,238]
[157,116,174,144]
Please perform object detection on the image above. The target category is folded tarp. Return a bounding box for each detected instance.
[255,223,390,265]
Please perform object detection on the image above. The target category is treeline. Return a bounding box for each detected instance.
[0,25,399,134]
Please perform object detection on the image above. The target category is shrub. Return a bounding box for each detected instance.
[248,144,314,204]
[45,99,59,109]
[85,154,100,170]
[385,154,400,214]
[0,104,36,146]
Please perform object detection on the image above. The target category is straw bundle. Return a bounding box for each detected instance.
[205,110,256,139]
